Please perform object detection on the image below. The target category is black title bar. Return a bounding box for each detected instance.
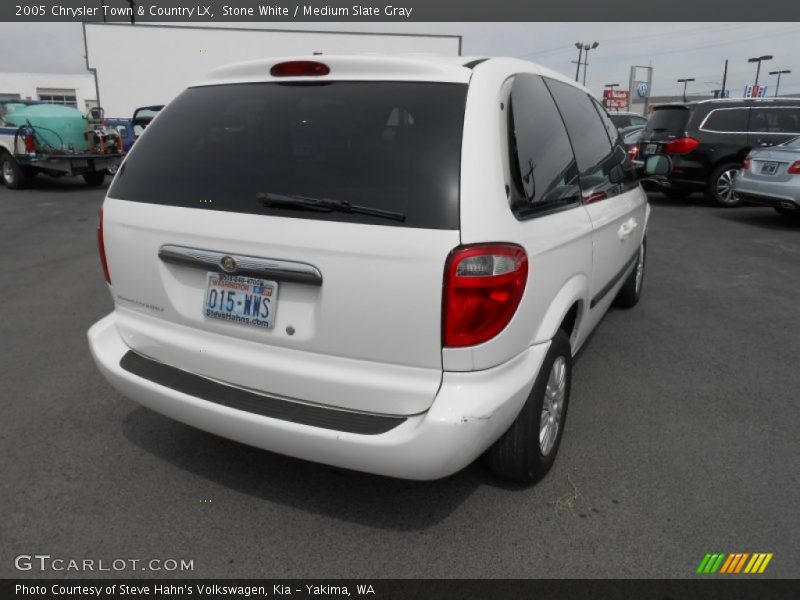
[4,0,800,22]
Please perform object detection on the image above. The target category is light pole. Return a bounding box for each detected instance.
[677,78,695,102]
[769,69,791,97]
[748,55,773,86]
[582,42,599,87]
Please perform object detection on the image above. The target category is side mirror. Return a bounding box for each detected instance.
[644,154,671,176]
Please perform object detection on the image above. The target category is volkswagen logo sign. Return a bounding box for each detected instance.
[220,256,237,273]
[637,82,649,98]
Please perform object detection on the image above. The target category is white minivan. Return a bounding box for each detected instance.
[88,55,653,482]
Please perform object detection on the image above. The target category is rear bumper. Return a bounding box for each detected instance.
[734,176,800,209]
[18,153,122,175]
[88,312,548,480]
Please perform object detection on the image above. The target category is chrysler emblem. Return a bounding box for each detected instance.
[220,256,237,273]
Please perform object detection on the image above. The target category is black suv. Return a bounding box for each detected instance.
[638,98,800,206]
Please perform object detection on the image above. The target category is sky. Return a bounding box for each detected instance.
[1,21,799,99]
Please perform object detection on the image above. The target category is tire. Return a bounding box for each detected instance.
[83,171,106,187]
[614,237,646,308]
[1,152,28,189]
[707,163,743,207]
[774,206,800,220]
[485,330,572,483]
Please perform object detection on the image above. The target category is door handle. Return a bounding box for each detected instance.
[618,218,638,240]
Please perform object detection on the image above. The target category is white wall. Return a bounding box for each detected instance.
[85,23,461,118]
[0,72,96,110]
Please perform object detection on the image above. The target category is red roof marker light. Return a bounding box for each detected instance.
[270,61,330,77]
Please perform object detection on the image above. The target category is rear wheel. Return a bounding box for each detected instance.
[614,238,646,308]
[1,153,27,189]
[485,330,572,483]
[707,163,743,207]
[83,171,106,187]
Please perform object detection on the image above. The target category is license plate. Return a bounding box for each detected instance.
[644,143,658,155]
[760,161,779,175]
[203,273,277,329]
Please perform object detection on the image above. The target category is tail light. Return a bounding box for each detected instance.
[97,207,111,284]
[788,161,800,174]
[443,244,528,348]
[23,134,36,153]
[270,61,330,77]
[742,156,751,170]
[664,137,700,155]
[628,145,639,159]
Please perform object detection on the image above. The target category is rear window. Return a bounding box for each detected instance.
[646,107,690,132]
[109,82,467,229]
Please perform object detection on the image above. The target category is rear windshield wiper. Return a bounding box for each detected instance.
[256,192,406,222]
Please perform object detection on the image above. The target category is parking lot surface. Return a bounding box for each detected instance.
[1,179,798,578]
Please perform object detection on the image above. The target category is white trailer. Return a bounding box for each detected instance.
[84,23,461,118]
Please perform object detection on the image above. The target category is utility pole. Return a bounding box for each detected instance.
[721,59,728,98]
[573,43,583,82]
[127,0,136,24]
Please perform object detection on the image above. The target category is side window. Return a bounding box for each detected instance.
[750,108,800,134]
[507,74,580,217]
[702,108,749,132]
[545,78,628,202]
[591,98,622,145]
[631,116,648,126]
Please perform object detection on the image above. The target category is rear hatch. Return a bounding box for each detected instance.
[638,105,692,156]
[103,64,468,416]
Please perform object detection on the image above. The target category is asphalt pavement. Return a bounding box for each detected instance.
[1,178,798,579]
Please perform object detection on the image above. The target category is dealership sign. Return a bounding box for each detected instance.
[603,89,631,110]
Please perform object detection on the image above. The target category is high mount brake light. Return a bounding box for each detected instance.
[664,137,700,155]
[443,244,528,348]
[270,61,330,77]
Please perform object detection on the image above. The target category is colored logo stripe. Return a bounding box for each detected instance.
[697,553,773,574]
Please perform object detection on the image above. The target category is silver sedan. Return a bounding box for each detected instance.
[734,136,800,218]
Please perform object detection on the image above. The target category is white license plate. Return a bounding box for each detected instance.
[760,161,779,175]
[203,273,278,329]
[644,143,658,155]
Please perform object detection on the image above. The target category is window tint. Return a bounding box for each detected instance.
[646,107,690,132]
[109,82,467,229]
[609,114,631,128]
[702,108,750,132]
[779,135,800,148]
[545,78,634,202]
[631,116,648,126]
[507,74,580,216]
[591,99,621,146]
[749,107,800,134]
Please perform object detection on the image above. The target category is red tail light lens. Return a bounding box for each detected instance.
[788,161,800,175]
[97,207,111,284]
[664,137,700,154]
[270,61,330,77]
[23,135,36,153]
[628,145,639,159]
[443,244,528,348]
[742,156,751,170]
